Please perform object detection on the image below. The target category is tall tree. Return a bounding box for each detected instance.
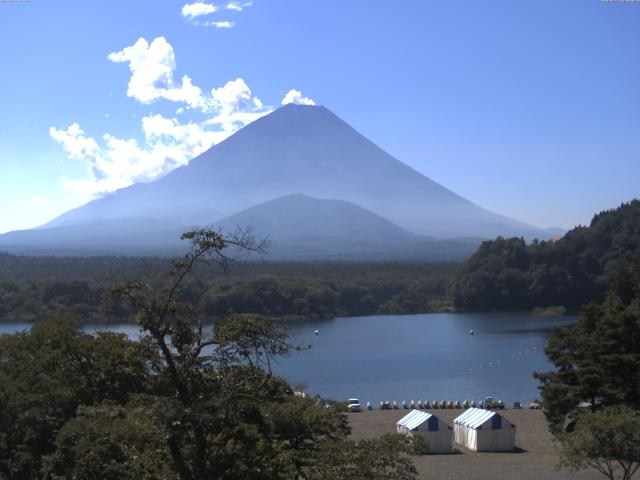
[108,229,349,479]
[535,249,640,432]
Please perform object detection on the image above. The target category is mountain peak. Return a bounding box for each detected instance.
[247,102,338,131]
[279,102,323,111]
[213,193,421,244]
[28,104,551,247]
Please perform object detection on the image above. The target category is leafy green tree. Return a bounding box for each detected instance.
[305,433,418,480]
[268,394,349,473]
[535,250,640,432]
[0,317,150,479]
[558,405,640,480]
[42,399,174,480]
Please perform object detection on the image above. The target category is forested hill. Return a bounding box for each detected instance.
[0,258,456,323]
[449,200,640,312]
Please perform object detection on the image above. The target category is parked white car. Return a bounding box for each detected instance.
[347,398,362,412]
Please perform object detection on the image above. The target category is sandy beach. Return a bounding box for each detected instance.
[347,409,602,480]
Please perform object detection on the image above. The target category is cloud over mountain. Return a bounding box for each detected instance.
[45,104,551,241]
[107,37,204,108]
[4,104,556,258]
[50,36,314,202]
[50,118,221,199]
[281,89,316,106]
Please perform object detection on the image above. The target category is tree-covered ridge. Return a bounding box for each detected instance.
[535,249,640,430]
[0,262,455,324]
[534,249,640,480]
[449,200,640,312]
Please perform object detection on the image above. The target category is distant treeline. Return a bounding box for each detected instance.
[3,200,639,322]
[449,200,640,312]
[0,259,456,323]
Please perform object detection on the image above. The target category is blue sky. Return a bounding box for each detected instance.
[0,0,639,234]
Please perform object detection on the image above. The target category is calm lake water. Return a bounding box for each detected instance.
[0,312,575,405]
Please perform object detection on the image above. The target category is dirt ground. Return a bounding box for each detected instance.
[347,409,602,480]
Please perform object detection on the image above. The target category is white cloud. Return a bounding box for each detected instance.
[281,89,316,106]
[53,38,273,200]
[108,37,205,109]
[182,2,217,19]
[141,114,229,150]
[53,37,311,202]
[51,115,225,200]
[183,0,250,28]
[30,197,42,207]
[226,1,252,11]
[50,123,102,162]
[206,78,266,130]
[200,20,234,28]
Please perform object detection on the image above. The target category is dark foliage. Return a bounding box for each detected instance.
[535,249,640,433]
[557,405,640,480]
[0,318,151,478]
[0,230,419,480]
[450,200,640,312]
[0,258,456,324]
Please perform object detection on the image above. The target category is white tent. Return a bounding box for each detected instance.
[453,408,516,452]
[396,410,453,453]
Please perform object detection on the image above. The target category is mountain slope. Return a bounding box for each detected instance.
[0,194,480,259]
[213,193,421,243]
[42,104,549,240]
[209,194,475,260]
[0,218,185,255]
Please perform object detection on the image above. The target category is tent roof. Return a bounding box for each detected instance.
[397,410,433,430]
[454,408,500,429]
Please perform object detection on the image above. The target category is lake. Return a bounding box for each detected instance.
[0,312,575,405]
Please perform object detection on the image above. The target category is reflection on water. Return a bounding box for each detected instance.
[0,312,575,404]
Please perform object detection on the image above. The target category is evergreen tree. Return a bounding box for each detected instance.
[450,200,640,311]
[535,250,640,432]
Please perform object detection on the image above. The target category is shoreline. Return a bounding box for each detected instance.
[0,306,574,326]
